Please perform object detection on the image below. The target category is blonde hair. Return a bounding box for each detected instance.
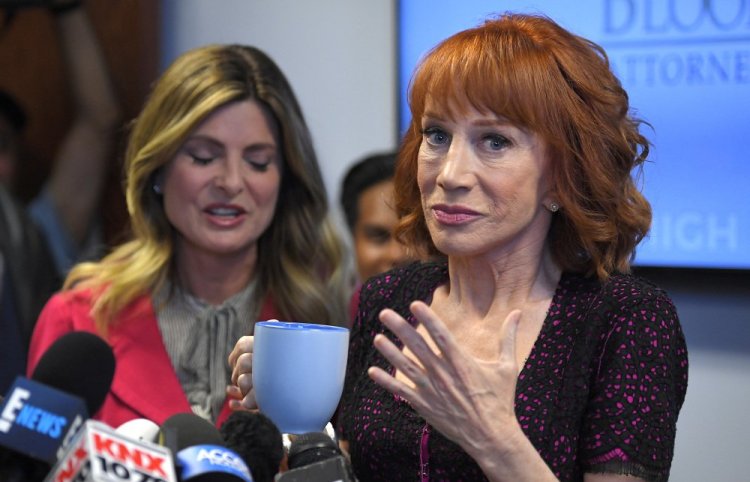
[66,45,350,331]
[395,13,652,280]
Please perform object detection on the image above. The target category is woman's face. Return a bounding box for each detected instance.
[161,99,282,263]
[417,99,555,260]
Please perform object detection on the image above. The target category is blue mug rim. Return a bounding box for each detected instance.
[256,320,348,332]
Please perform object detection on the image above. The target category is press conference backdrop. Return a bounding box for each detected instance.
[399,0,749,269]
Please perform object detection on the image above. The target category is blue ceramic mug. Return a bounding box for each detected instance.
[252,320,349,434]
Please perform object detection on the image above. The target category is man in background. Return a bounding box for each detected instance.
[340,151,412,284]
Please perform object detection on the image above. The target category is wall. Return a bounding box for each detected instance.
[160,2,750,480]
[640,268,750,481]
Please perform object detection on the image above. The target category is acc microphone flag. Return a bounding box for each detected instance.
[176,444,253,481]
[45,419,177,482]
[0,375,88,464]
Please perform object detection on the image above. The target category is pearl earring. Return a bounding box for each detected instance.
[549,202,559,212]
[153,183,162,195]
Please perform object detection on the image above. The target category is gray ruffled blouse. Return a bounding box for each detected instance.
[154,279,258,422]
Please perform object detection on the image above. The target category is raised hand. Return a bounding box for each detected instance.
[367,301,523,452]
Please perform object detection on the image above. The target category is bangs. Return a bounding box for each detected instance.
[408,22,563,137]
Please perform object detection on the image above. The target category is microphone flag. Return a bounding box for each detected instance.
[45,419,177,482]
[0,375,88,464]
[176,444,254,481]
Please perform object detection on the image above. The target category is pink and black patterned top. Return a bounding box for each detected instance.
[339,261,688,482]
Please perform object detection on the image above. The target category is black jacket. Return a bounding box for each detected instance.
[0,185,59,388]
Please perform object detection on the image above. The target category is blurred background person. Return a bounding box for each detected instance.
[340,151,412,284]
[0,0,119,393]
[27,43,350,428]
[0,183,58,394]
[0,0,121,276]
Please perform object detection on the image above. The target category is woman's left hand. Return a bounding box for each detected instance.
[227,335,258,411]
[368,301,523,453]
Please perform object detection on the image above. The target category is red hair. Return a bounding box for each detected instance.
[394,13,651,280]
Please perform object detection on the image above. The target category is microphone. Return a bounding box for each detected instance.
[0,331,115,481]
[45,419,177,482]
[0,376,88,480]
[220,411,284,482]
[117,418,161,443]
[31,331,116,417]
[276,432,357,482]
[159,412,254,481]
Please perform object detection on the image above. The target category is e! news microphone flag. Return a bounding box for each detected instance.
[0,376,88,464]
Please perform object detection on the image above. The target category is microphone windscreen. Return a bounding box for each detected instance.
[30,331,115,415]
[116,418,160,443]
[159,412,224,451]
[220,411,283,482]
[287,431,342,470]
[160,413,253,482]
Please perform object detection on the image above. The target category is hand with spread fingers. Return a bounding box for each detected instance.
[368,303,522,450]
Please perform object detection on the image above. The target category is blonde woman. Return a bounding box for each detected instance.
[28,44,350,428]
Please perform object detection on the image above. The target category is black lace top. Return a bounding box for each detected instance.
[339,262,688,482]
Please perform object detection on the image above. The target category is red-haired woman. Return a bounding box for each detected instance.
[233,12,689,482]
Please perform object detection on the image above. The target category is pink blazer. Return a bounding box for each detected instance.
[27,288,281,429]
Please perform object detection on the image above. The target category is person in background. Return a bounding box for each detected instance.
[0,0,121,276]
[27,43,350,429]
[0,0,119,393]
[232,12,689,481]
[340,151,412,284]
[0,183,58,394]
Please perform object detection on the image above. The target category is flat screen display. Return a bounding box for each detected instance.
[398,0,749,269]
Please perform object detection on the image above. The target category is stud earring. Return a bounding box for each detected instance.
[153,183,162,195]
[549,202,559,212]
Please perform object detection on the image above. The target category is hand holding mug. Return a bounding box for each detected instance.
[228,334,257,410]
